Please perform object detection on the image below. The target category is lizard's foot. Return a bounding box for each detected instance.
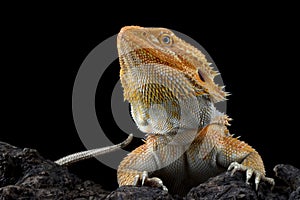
[133,171,168,191]
[228,162,275,190]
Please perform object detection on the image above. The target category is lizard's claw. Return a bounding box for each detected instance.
[228,162,275,190]
[133,171,168,191]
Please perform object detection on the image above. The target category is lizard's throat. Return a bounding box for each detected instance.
[130,95,213,135]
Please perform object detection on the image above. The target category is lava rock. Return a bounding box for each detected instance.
[106,186,175,200]
[0,142,109,199]
[1,141,299,199]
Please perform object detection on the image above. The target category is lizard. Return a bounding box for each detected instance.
[56,26,274,196]
[116,26,275,196]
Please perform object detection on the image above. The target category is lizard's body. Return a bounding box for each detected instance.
[117,26,274,196]
[56,26,274,196]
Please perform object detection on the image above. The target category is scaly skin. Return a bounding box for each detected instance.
[117,26,274,196]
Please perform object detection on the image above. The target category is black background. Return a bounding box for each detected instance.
[1,4,299,191]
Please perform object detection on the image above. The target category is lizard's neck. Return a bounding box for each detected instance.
[130,93,215,135]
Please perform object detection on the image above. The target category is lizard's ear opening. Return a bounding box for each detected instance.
[197,69,205,82]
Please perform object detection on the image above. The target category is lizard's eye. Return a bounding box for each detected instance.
[162,36,170,44]
[159,34,173,45]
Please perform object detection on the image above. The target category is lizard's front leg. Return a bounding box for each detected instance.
[117,137,168,191]
[217,127,275,190]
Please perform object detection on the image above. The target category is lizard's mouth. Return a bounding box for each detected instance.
[117,26,142,48]
[117,26,153,58]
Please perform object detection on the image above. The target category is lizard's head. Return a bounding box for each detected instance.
[117,26,227,134]
[117,26,228,103]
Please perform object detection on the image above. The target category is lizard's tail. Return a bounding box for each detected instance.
[55,134,133,166]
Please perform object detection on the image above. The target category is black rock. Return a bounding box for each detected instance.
[1,141,299,199]
[0,142,109,199]
[106,186,176,200]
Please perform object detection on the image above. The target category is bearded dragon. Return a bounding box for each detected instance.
[116,26,274,196]
[56,26,274,196]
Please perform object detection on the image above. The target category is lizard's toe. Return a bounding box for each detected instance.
[134,171,168,191]
[253,171,275,190]
[141,171,148,185]
[228,161,247,176]
[261,176,275,190]
[254,172,261,190]
[246,168,254,185]
[146,177,168,191]
[228,162,275,190]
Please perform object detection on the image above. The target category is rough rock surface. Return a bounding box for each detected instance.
[1,141,299,199]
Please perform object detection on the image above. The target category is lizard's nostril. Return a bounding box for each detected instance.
[119,26,142,34]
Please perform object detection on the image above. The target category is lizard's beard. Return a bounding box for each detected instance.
[130,94,213,135]
[121,63,213,135]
